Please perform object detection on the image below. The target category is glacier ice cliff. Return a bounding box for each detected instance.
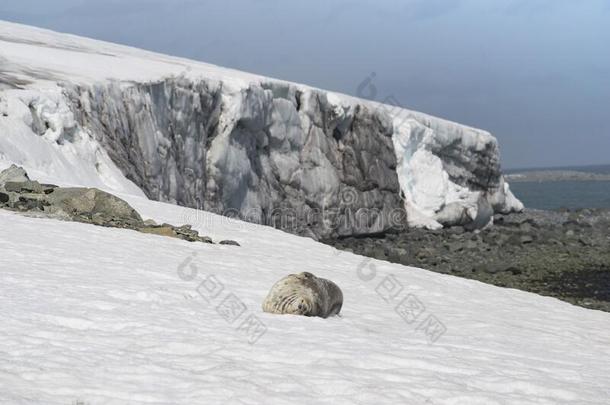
[63,78,404,238]
[0,21,523,238]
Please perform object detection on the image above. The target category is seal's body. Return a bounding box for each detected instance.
[262,272,343,318]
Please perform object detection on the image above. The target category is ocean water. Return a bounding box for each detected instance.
[509,180,610,210]
[505,164,610,210]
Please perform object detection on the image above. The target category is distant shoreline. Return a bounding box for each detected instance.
[506,170,610,183]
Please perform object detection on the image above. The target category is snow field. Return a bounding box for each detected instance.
[1,195,608,404]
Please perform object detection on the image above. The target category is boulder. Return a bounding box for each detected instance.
[44,187,143,228]
[0,164,29,185]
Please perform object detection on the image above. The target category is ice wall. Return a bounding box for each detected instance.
[392,115,523,230]
[0,75,522,238]
[60,76,521,237]
[61,77,404,239]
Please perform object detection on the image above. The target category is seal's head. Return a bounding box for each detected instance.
[280,293,316,317]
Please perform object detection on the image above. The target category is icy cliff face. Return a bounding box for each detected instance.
[0,20,523,237]
[64,78,403,238]
[392,116,523,230]
[0,86,145,196]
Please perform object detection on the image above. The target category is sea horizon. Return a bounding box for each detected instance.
[505,163,610,210]
[504,163,610,175]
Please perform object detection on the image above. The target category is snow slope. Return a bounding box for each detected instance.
[0,20,522,235]
[1,194,609,404]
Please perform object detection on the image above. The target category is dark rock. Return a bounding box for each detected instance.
[138,223,213,243]
[0,191,8,204]
[578,237,593,247]
[219,240,240,246]
[199,236,214,244]
[41,184,58,194]
[174,225,209,243]
[15,193,47,211]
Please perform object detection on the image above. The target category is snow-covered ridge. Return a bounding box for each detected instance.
[0,20,522,236]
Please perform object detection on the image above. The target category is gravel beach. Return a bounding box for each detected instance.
[325,208,610,312]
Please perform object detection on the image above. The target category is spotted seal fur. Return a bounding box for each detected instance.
[262,272,343,318]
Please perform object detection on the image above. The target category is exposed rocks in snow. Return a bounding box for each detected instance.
[138,223,213,243]
[0,165,216,244]
[262,272,343,318]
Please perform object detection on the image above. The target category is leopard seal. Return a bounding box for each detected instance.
[262,272,343,318]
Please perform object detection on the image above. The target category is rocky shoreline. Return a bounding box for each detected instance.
[324,208,610,312]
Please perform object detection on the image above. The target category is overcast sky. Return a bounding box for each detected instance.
[1,0,609,169]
